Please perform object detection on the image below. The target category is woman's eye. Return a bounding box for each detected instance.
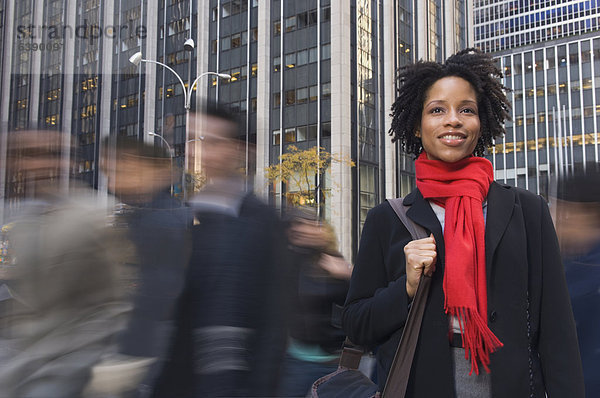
[462,108,477,114]
[430,107,444,113]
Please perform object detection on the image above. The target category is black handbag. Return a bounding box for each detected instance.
[310,198,431,398]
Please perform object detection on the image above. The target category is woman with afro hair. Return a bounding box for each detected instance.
[342,49,584,397]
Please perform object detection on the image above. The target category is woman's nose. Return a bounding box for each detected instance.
[444,109,462,126]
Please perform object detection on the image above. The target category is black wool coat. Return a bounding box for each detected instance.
[342,182,585,397]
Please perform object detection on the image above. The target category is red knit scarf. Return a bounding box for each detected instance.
[415,153,502,375]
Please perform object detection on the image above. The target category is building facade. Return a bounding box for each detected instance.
[198,0,471,257]
[200,0,382,257]
[474,0,600,198]
[0,0,471,259]
[391,0,473,204]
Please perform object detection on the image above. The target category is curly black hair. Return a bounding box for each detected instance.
[389,48,511,157]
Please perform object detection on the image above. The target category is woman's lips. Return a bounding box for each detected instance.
[438,133,467,146]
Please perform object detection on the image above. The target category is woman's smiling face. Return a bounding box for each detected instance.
[417,76,481,163]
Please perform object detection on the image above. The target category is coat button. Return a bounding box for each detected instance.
[489,311,497,323]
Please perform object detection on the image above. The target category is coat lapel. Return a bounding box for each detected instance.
[485,182,516,283]
[403,189,445,263]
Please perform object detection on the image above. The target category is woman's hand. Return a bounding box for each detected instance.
[404,234,437,299]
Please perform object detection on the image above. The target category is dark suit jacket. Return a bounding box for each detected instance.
[342,182,585,397]
[153,193,288,398]
[119,193,191,359]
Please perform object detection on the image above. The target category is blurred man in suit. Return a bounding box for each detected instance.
[153,103,288,397]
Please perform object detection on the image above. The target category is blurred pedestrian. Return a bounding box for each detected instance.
[152,103,288,397]
[0,130,130,398]
[278,207,351,397]
[555,163,600,397]
[342,49,584,397]
[88,136,191,397]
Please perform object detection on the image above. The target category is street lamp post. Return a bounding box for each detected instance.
[147,132,173,196]
[129,50,230,182]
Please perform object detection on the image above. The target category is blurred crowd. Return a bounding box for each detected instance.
[0,104,351,398]
[553,163,600,398]
[0,104,598,397]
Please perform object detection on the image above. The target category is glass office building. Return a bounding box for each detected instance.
[390,0,472,202]
[0,0,150,216]
[475,0,600,198]
[202,0,470,256]
[0,0,470,259]
[202,0,385,256]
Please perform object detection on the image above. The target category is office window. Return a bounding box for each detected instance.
[274,20,281,36]
[285,53,296,68]
[274,92,281,107]
[321,122,331,137]
[222,2,231,18]
[231,0,241,14]
[321,44,331,59]
[581,41,591,63]
[285,89,296,105]
[308,124,318,139]
[571,81,580,93]
[309,47,318,63]
[559,82,568,93]
[297,12,308,28]
[230,67,240,81]
[322,6,331,22]
[284,128,296,143]
[322,82,331,97]
[297,49,308,66]
[297,126,307,141]
[285,16,296,32]
[514,89,523,100]
[273,129,281,145]
[274,56,281,72]
[297,87,308,103]
[309,85,318,101]
[231,33,241,48]
[222,36,231,50]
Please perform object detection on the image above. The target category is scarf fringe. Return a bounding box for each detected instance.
[448,306,504,375]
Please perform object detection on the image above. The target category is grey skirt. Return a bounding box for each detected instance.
[452,347,492,398]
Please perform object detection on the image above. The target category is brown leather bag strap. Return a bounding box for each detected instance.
[337,337,365,369]
[386,198,428,241]
[382,198,431,398]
